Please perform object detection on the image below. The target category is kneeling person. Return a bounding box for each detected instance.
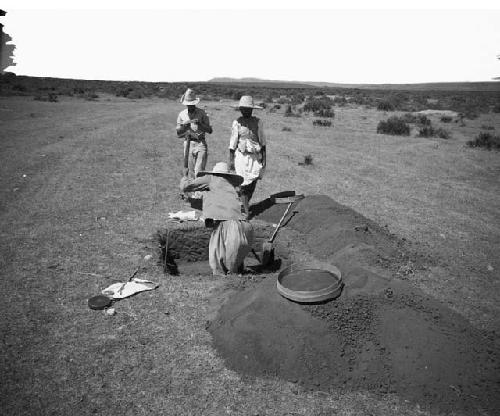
[180,162,254,276]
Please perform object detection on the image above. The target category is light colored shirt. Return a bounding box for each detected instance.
[176,107,212,140]
[180,175,245,221]
[229,117,266,152]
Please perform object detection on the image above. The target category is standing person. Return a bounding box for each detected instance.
[180,162,254,276]
[228,96,266,218]
[176,88,213,178]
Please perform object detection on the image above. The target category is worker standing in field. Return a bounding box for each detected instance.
[180,162,254,276]
[228,96,266,218]
[176,88,213,178]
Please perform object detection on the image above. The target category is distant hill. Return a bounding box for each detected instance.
[208,77,500,92]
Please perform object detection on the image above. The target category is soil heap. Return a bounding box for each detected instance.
[209,196,500,415]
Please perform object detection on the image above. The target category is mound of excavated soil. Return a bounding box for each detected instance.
[209,196,500,415]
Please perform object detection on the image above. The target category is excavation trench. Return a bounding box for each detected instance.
[160,195,500,415]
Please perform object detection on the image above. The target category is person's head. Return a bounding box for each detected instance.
[240,107,253,118]
[180,88,200,107]
[235,95,262,116]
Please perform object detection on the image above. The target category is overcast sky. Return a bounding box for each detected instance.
[2,0,499,84]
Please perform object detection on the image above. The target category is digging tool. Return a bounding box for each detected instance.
[261,194,304,267]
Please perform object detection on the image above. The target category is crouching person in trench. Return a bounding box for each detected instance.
[180,162,254,276]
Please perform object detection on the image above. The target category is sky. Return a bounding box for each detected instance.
[1,0,500,84]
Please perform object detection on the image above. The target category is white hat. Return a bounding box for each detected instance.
[197,162,243,186]
[234,95,262,109]
[180,88,200,106]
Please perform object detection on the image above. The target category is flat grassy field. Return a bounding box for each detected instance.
[1,95,499,415]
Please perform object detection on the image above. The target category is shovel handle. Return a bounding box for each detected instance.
[269,201,293,243]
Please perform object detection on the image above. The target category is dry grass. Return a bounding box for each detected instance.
[0,95,499,415]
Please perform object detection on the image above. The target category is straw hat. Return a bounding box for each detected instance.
[197,162,244,186]
[180,88,200,106]
[233,95,262,109]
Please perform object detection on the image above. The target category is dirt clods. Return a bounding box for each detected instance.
[209,196,500,415]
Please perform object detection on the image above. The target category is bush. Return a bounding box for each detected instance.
[440,116,453,123]
[492,103,500,113]
[418,125,451,139]
[34,92,58,102]
[416,114,431,126]
[282,126,292,132]
[298,154,313,166]
[376,116,410,136]
[481,125,495,131]
[313,119,332,127]
[313,108,335,118]
[377,101,395,111]
[402,113,417,123]
[435,128,451,139]
[303,97,333,113]
[466,132,500,150]
[284,104,300,117]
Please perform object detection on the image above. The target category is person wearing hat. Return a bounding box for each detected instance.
[176,88,213,178]
[228,95,266,218]
[179,162,254,276]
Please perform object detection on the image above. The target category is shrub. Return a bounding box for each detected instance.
[376,116,410,136]
[313,108,335,118]
[492,103,500,113]
[418,125,435,138]
[435,127,451,139]
[284,105,294,117]
[298,154,313,166]
[466,132,500,150]
[313,119,332,127]
[418,125,450,139]
[377,101,395,111]
[34,93,58,102]
[402,113,417,123]
[440,116,453,123]
[481,125,495,131]
[303,97,333,113]
[416,114,431,126]
[282,126,292,132]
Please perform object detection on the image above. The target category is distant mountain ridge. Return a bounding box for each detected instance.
[208,77,500,92]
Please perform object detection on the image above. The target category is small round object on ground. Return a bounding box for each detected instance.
[105,308,116,316]
[277,264,343,303]
[88,295,112,310]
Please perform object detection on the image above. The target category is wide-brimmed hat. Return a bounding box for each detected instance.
[180,88,200,106]
[233,95,262,109]
[197,162,244,186]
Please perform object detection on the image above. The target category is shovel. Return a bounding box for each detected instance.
[261,194,304,266]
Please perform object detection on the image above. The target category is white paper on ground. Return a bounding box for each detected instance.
[168,210,198,221]
[102,277,159,299]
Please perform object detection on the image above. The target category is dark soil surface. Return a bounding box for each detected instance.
[209,195,500,415]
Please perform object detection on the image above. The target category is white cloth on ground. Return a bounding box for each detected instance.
[209,220,254,274]
[168,210,198,221]
[102,277,159,299]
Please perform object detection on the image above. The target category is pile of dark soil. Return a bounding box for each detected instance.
[209,195,500,415]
